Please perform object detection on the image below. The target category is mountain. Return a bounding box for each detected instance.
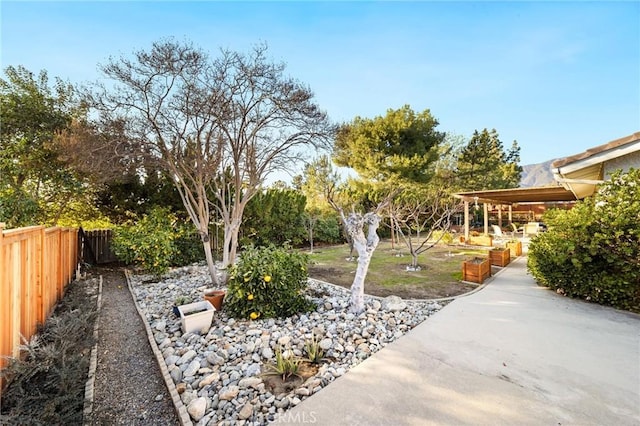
[520,160,556,188]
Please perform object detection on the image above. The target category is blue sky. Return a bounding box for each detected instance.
[1,1,639,167]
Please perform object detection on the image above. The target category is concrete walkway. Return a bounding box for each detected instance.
[279,257,640,425]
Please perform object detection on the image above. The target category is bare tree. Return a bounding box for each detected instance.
[211,45,333,268]
[89,40,333,283]
[329,191,393,313]
[391,187,462,270]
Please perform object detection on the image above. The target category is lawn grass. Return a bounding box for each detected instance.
[307,240,488,299]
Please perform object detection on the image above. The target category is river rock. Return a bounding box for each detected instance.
[383,295,407,312]
[219,385,240,400]
[187,397,207,421]
[238,402,253,420]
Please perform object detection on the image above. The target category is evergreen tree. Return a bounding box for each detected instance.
[455,128,522,190]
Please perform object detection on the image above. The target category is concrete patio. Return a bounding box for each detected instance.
[278,256,640,425]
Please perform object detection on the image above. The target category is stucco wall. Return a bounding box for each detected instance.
[604,150,640,178]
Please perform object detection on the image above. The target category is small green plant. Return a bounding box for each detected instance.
[224,244,316,319]
[263,347,301,381]
[304,335,326,364]
[174,295,191,306]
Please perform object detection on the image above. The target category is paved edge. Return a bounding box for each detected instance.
[124,269,194,426]
[82,275,103,424]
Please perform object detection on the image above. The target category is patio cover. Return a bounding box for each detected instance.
[453,185,578,241]
[453,185,578,205]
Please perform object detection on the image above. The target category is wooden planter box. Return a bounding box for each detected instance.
[462,257,491,284]
[506,241,522,257]
[467,235,493,246]
[489,248,511,267]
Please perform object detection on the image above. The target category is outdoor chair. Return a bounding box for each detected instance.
[523,222,540,238]
[509,223,520,239]
[491,225,508,245]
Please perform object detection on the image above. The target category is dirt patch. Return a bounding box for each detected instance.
[262,361,320,396]
[308,265,477,299]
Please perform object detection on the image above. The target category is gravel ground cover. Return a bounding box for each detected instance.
[86,267,179,425]
[130,264,445,425]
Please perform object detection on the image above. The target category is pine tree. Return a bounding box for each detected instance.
[455,128,522,190]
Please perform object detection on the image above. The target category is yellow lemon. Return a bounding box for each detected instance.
[250,312,259,320]
[247,294,254,300]
[244,277,250,282]
[263,275,271,283]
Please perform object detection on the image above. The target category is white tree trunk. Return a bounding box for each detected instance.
[201,235,219,285]
[345,212,381,313]
[222,218,241,268]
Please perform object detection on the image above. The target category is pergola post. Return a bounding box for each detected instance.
[498,205,502,227]
[464,201,469,242]
[508,205,513,223]
[483,203,489,235]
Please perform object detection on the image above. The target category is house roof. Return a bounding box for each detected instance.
[453,185,577,205]
[552,131,640,198]
[552,131,640,169]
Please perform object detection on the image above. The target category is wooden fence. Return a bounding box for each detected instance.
[0,224,79,383]
[80,228,118,264]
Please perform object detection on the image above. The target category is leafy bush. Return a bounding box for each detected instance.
[225,245,315,319]
[112,208,207,275]
[241,188,307,247]
[313,213,343,244]
[528,169,640,312]
[111,207,177,276]
[173,223,205,265]
[0,187,42,228]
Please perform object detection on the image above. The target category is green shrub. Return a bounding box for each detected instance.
[528,169,640,312]
[111,207,177,276]
[173,223,205,265]
[241,188,307,247]
[224,245,315,319]
[313,214,343,244]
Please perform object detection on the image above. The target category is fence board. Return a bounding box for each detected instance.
[81,229,118,264]
[0,224,78,396]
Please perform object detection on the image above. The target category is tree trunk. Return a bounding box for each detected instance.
[346,212,381,313]
[222,219,241,269]
[201,234,219,285]
[410,251,418,269]
[390,213,395,250]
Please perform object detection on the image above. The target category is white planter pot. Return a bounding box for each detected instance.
[178,300,215,334]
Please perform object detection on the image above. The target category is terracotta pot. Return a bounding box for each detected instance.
[204,289,226,311]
